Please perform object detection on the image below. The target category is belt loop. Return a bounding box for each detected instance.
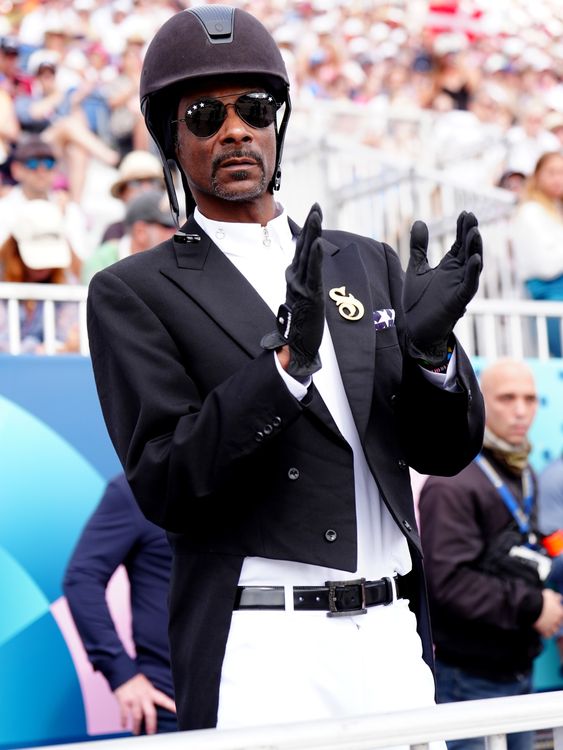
[284,584,294,612]
[383,576,397,605]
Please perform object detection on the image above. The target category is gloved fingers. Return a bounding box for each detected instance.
[293,205,323,288]
[451,210,467,255]
[298,203,323,252]
[458,252,483,304]
[458,211,479,261]
[306,237,324,295]
[465,224,483,262]
[409,220,430,272]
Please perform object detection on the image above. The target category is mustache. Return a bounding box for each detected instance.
[211,149,265,175]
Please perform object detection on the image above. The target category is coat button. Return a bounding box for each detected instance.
[263,424,273,435]
[390,394,398,405]
[288,467,300,480]
[272,416,282,428]
[324,529,337,542]
[403,520,412,532]
[255,431,264,442]
[398,459,407,469]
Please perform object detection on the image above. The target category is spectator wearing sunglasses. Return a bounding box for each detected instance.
[87,6,484,732]
[0,134,90,272]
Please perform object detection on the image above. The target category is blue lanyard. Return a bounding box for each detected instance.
[474,454,534,536]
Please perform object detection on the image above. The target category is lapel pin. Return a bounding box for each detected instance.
[329,286,365,321]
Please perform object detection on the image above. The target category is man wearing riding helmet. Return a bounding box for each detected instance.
[87,5,485,732]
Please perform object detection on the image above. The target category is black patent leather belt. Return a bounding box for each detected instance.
[234,575,406,618]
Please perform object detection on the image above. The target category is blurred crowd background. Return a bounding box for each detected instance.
[1,0,562,191]
[0,0,562,353]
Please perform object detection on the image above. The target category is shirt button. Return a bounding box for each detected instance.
[272,416,282,428]
[288,467,300,480]
[255,431,264,442]
[263,424,273,435]
[398,459,407,469]
[324,529,338,542]
[390,394,399,405]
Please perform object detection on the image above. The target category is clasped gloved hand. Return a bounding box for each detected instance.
[261,203,325,379]
[402,210,483,368]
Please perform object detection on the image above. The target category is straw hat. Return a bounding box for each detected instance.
[110,150,164,199]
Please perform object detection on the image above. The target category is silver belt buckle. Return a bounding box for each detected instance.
[325,577,368,618]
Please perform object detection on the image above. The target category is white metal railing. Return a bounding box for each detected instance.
[1,283,561,361]
[0,282,89,356]
[281,141,519,300]
[21,691,563,750]
[458,298,563,360]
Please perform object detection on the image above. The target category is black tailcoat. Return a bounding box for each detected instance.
[87,215,484,729]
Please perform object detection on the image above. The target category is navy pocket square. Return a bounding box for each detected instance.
[373,308,396,330]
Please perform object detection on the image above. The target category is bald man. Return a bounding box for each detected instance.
[419,358,563,750]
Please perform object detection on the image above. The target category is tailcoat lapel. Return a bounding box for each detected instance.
[160,216,374,441]
[162,216,273,359]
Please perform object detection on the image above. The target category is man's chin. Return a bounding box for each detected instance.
[211,174,267,202]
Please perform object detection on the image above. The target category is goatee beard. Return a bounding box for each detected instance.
[211,149,267,201]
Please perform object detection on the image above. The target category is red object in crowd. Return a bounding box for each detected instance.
[426,0,484,42]
[543,530,563,558]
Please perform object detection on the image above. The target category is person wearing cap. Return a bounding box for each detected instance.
[0,134,90,267]
[0,198,79,353]
[87,6,485,731]
[100,150,166,243]
[82,189,175,284]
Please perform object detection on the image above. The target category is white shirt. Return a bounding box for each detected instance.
[194,206,455,586]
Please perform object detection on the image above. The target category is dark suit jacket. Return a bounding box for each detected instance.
[87,214,485,730]
[63,474,174,699]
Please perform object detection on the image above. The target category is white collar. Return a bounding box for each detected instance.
[194,205,294,259]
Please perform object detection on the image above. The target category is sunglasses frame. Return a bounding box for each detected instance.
[172,91,281,139]
[23,157,57,171]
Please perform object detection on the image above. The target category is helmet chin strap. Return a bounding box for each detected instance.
[269,92,291,194]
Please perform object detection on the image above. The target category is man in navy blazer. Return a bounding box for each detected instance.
[87,5,485,732]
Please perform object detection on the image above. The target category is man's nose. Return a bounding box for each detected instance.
[219,104,253,143]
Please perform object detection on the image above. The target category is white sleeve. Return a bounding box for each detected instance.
[273,352,311,400]
[418,346,460,393]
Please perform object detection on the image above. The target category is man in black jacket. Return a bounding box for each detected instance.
[420,358,563,750]
[87,5,485,731]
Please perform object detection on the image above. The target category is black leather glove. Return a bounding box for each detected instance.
[402,210,483,368]
[261,203,324,378]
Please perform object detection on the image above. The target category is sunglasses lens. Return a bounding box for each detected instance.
[185,99,226,138]
[236,94,278,129]
[182,93,279,137]
[25,158,56,170]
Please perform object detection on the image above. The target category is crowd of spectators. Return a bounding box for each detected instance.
[0,0,562,348]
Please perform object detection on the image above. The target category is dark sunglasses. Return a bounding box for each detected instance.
[173,91,280,138]
[23,157,56,170]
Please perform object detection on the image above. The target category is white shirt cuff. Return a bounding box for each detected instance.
[418,346,460,392]
[273,352,311,400]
